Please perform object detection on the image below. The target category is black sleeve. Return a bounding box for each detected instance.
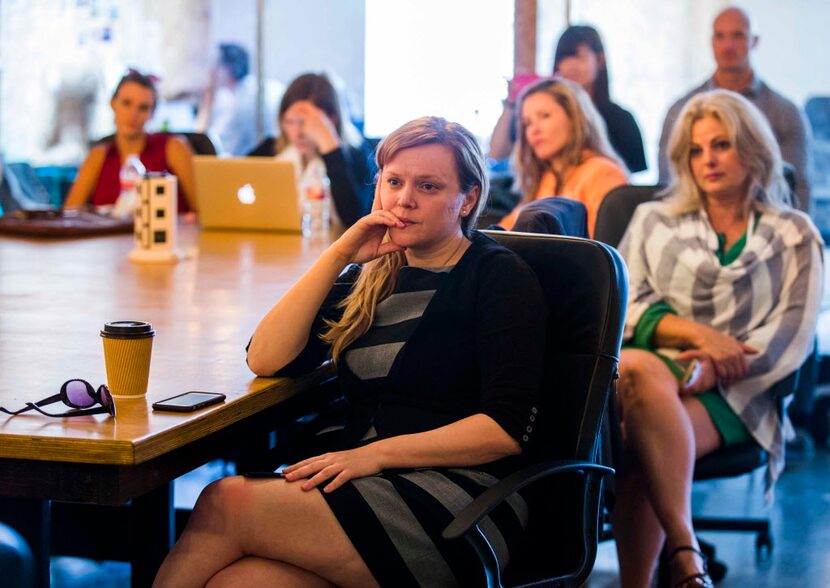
[475,250,547,448]
[248,265,361,378]
[321,143,375,226]
[605,104,647,174]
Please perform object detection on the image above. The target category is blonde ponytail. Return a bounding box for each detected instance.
[321,249,406,362]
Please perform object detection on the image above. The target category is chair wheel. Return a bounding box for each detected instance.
[756,531,773,557]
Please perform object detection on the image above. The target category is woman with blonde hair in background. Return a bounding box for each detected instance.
[499,77,627,236]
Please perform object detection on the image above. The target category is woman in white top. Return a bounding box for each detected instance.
[249,73,374,227]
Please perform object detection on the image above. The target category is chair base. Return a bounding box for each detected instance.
[693,516,773,556]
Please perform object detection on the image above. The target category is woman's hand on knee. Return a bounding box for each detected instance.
[675,351,717,395]
[690,328,757,384]
[282,446,382,493]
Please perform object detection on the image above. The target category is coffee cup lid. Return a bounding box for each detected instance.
[100,321,155,339]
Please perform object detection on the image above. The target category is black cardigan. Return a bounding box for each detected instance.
[598,101,647,173]
[248,138,375,226]
[272,232,547,462]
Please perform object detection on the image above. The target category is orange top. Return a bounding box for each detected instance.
[500,154,627,236]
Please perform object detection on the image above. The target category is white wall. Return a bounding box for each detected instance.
[0,0,210,163]
[1,1,828,166]
[264,0,365,122]
[533,0,830,182]
[745,0,830,107]
[363,0,513,139]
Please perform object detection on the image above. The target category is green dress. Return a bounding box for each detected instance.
[626,221,758,446]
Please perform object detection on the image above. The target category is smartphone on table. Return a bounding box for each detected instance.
[152,391,226,412]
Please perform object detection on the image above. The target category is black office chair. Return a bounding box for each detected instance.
[0,521,35,588]
[92,132,217,155]
[690,370,798,554]
[176,132,218,155]
[593,184,661,248]
[443,231,628,587]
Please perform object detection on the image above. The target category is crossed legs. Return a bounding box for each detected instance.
[152,476,379,588]
[611,349,722,588]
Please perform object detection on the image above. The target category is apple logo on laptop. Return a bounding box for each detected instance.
[237,184,256,205]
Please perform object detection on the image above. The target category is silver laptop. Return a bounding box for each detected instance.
[193,156,301,232]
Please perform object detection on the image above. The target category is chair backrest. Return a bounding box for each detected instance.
[92,132,217,155]
[177,132,217,155]
[484,231,627,582]
[805,96,830,142]
[486,231,627,462]
[593,184,661,248]
[510,197,589,238]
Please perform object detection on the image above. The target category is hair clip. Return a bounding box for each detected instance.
[126,67,160,84]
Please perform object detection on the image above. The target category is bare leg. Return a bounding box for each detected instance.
[206,556,334,588]
[153,476,379,588]
[612,350,722,587]
[610,472,665,588]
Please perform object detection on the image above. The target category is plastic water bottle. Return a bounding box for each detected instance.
[112,155,146,218]
[301,166,331,239]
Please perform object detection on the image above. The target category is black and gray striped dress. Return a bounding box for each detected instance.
[274,233,547,586]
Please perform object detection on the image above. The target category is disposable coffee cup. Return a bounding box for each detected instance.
[100,321,155,399]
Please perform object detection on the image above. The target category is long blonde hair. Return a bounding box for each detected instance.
[664,89,790,214]
[322,116,489,362]
[514,77,624,202]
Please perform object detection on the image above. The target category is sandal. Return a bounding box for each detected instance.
[668,545,715,588]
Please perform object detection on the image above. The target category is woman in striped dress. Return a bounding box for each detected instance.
[153,117,546,587]
[612,90,823,588]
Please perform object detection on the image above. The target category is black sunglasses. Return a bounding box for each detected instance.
[0,379,115,418]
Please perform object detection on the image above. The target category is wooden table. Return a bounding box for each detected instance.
[0,223,332,587]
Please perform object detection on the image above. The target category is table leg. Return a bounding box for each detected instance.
[0,497,51,587]
[130,483,174,588]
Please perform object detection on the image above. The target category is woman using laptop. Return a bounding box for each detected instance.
[154,117,546,587]
[64,70,197,212]
[249,72,374,227]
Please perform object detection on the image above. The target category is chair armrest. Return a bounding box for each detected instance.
[442,460,614,541]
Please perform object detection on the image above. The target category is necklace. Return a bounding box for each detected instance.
[441,237,468,267]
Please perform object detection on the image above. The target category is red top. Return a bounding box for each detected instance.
[91,133,190,212]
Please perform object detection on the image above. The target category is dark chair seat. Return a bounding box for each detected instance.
[693,442,767,481]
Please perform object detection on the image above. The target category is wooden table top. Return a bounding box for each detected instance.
[0,222,331,466]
